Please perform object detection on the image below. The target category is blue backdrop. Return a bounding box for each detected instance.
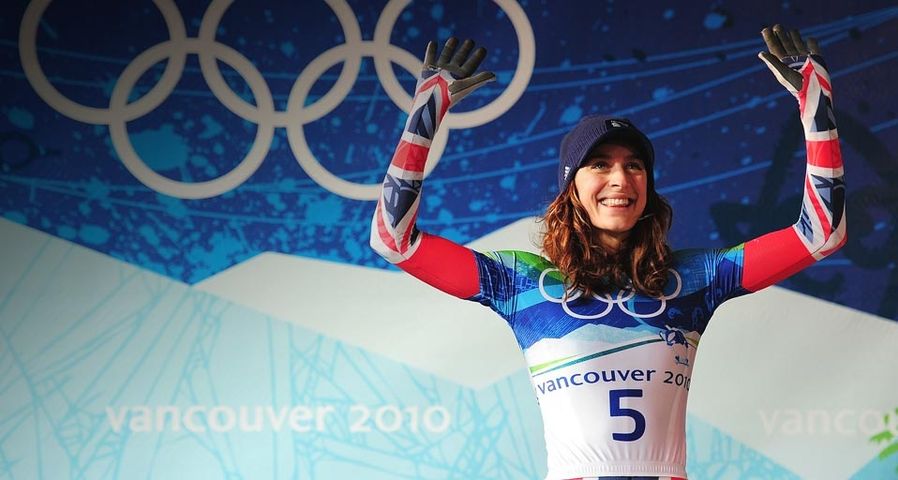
[3,0,897,317]
[2,1,897,478]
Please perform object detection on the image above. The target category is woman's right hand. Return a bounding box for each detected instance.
[422,37,496,106]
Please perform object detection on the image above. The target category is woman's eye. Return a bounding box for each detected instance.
[590,162,608,169]
[627,162,644,170]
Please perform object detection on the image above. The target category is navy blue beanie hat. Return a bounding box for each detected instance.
[557,115,655,194]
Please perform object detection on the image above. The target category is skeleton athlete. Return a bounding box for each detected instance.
[370,25,845,480]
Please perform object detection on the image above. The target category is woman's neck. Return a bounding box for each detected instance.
[595,229,630,252]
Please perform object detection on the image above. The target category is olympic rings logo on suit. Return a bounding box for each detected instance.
[537,268,683,320]
[19,0,535,200]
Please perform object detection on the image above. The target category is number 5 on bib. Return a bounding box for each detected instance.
[609,389,646,442]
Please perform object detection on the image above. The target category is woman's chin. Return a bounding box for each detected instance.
[591,220,638,234]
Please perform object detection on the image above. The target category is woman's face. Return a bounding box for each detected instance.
[573,142,649,250]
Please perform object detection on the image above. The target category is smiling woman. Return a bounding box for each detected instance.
[544,117,673,299]
[370,26,846,480]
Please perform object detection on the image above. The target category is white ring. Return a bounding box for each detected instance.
[538,267,683,320]
[19,1,535,200]
[197,0,363,127]
[284,41,449,200]
[108,39,274,199]
[562,295,615,320]
[538,268,615,319]
[372,0,535,128]
[617,269,682,319]
[538,268,582,303]
[18,0,188,125]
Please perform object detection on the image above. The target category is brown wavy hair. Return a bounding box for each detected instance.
[540,179,674,298]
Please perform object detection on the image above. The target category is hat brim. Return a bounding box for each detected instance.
[583,129,654,167]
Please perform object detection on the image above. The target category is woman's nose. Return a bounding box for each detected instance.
[608,165,629,187]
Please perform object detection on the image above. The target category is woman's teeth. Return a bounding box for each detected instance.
[600,198,631,207]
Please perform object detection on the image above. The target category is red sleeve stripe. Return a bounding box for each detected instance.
[805,140,842,168]
[390,141,430,172]
[800,58,832,94]
[814,71,833,94]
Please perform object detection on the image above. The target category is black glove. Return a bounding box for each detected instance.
[422,37,496,106]
[758,24,824,94]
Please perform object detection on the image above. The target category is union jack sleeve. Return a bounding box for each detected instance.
[742,55,847,291]
[369,70,481,298]
[370,69,451,263]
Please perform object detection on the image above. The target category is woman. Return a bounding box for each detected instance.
[370,26,845,480]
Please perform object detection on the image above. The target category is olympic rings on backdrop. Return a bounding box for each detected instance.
[538,268,683,320]
[19,0,535,200]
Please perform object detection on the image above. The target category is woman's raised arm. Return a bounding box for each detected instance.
[369,38,496,299]
[740,26,847,291]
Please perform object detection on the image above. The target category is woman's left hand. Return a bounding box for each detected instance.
[758,24,823,93]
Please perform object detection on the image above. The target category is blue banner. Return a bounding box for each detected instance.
[2,1,897,478]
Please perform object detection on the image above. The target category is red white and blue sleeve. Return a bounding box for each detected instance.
[740,54,847,291]
[369,69,481,299]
